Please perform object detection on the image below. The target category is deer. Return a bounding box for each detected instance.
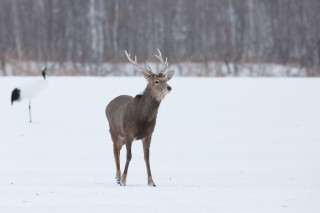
[105,49,174,187]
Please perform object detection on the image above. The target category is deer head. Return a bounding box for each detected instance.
[125,49,174,101]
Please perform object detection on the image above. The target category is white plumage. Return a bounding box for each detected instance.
[11,67,48,123]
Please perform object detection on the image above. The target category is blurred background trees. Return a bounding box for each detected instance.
[0,0,319,76]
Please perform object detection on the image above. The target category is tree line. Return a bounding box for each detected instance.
[1,0,319,76]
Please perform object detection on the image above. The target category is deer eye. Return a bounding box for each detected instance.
[154,80,160,85]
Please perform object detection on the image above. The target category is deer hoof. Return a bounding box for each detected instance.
[120,181,126,186]
[148,182,156,187]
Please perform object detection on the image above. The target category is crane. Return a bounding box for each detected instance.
[11,67,48,123]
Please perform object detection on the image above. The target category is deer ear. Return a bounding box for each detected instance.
[165,70,174,81]
[142,70,153,81]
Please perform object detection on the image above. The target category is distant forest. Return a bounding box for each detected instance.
[1,0,320,76]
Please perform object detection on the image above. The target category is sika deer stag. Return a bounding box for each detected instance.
[106,49,174,187]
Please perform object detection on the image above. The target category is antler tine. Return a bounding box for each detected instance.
[155,48,169,74]
[146,60,152,71]
[125,50,150,72]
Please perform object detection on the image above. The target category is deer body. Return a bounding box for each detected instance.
[106,92,159,142]
[105,49,174,186]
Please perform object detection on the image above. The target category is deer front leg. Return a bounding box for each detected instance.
[113,145,121,184]
[120,142,132,186]
[143,137,156,187]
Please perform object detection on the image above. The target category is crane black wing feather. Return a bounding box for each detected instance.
[11,88,21,105]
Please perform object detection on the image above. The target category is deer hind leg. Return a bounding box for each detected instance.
[113,144,121,184]
[111,129,123,185]
[143,137,156,187]
[120,141,132,186]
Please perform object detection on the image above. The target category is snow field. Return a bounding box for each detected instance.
[0,77,320,213]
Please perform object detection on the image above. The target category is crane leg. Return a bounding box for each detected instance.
[29,101,32,123]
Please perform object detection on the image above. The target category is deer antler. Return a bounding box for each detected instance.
[125,50,153,75]
[155,48,169,75]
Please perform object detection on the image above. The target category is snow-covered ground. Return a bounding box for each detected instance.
[1,60,306,77]
[0,77,319,213]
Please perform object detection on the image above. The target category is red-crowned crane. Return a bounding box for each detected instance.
[11,67,48,123]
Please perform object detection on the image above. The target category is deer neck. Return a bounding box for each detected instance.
[136,85,161,120]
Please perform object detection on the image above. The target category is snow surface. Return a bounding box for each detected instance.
[2,60,306,77]
[1,77,320,213]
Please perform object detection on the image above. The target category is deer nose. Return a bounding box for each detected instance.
[167,86,172,91]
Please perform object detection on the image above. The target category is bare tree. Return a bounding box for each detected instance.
[0,0,319,76]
